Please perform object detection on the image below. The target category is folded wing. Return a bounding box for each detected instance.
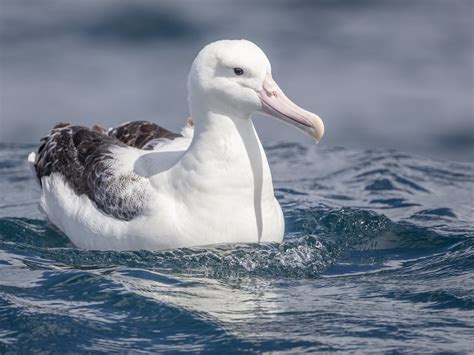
[32,121,183,220]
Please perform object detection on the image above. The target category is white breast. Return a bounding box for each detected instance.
[141,115,284,249]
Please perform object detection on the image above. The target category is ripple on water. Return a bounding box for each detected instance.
[0,144,473,352]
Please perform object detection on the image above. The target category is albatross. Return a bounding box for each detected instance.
[28,39,324,251]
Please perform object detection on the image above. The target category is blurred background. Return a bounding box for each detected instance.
[0,0,473,161]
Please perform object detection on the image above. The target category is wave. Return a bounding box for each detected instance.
[0,204,467,279]
[1,144,473,352]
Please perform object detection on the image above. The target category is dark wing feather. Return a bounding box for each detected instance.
[108,121,181,149]
[35,123,93,195]
[34,121,180,220]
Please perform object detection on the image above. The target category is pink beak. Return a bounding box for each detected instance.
[257,73,324,142]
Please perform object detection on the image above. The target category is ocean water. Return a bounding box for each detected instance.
[1,0,473,351]
[1,0,473,161]
[0,142,473,352]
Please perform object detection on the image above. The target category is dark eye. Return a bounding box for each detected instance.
[233,68,244,76]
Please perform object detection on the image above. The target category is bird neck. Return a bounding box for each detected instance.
[173,109,274,197]
[157,109,277,243]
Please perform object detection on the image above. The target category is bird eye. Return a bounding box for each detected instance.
[233,68,244,76]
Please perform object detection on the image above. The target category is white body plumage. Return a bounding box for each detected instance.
[30,117,284,250]
[29,39,323,251]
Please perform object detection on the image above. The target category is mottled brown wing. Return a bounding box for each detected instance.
[34,123,150,220]
[108,121,181,149]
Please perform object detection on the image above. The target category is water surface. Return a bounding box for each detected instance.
[0,143,472,352]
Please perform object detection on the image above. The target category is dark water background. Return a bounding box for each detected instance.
[1,0,473,353]
[1,143,473,352]
[1,0,473,161]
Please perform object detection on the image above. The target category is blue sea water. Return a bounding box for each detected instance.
[0,142,473,352]
[1,0,473,351]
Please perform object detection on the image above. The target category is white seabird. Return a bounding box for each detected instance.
[28,39,324,251]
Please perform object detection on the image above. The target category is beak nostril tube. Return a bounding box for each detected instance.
[257,73,324,142]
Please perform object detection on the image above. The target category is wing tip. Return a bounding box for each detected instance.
[28,151,36,163]
[28,152,41,187]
